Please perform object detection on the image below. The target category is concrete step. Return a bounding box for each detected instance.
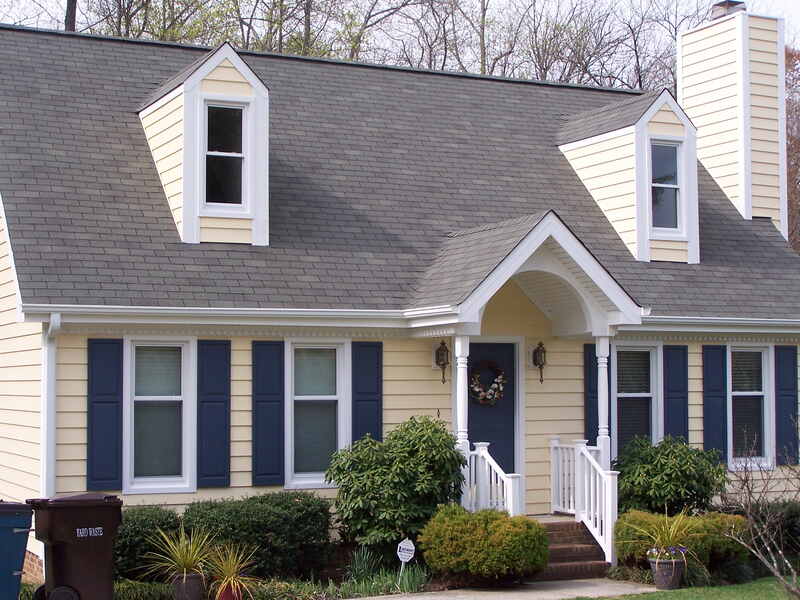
[547,543,605,563]
[533,560,610,581]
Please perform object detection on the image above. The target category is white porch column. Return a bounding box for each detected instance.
[595,335,611,470]
[454,335,470,455]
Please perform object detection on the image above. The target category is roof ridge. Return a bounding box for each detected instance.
[447,212,546,238]
[0,23,643,96]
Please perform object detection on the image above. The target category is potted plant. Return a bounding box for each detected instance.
[208,544,260,600]
[142,527,215,600]
[628,510,698,590]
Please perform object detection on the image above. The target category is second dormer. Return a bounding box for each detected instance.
[559,90,700,264]
[139,43,269,245]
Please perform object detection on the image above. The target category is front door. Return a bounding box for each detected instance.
[467,343,516,473]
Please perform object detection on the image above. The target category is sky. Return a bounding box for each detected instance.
[749,0,800,41]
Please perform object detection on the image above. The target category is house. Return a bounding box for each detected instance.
[0,0,796,576]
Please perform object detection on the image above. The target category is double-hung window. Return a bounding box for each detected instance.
[125,340,195,494]
[615,349,656,455]
[288,343,351,487]
[730,348,772,465]
[205,105,245,206]
[651,143,680,230]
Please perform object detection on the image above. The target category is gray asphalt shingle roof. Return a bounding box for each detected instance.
[2,26,800,319]
[557,91,662,145]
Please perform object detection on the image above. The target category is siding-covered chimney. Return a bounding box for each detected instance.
[677,1,787,238]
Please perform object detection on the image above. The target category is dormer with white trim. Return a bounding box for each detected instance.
[559,90,700,264]
[139,43,269,245]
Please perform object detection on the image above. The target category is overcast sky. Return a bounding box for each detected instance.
[749,0,800,40]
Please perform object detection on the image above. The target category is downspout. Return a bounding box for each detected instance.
[40,312,61,499]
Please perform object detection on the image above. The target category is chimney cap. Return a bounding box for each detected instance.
[711,0,746,20]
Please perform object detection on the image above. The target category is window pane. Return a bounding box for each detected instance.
[732,395,764,457]
[135,346,181,397]
[208,106,242,153]
[294,400,337,473]
[617,351,650,394]
[206,156,242,204]
[134,401,182,477]
[295,348,336,396]
[652,187,678,229]
[732,351,763,392]
[618,397,651,453]
[652,144,678,185]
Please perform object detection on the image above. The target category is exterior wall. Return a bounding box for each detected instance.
[200,59,253,95]
[561,130,638,257]
[648,106,686,138]
[199,217,253,244]
[140,93,184,238]
[0,211,42,504]
[650,239,689,263]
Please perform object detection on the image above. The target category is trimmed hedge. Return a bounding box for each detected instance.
[21,580,172,600]
[114,506,181,580]
[419,504,548,582]
[182,491,332,578]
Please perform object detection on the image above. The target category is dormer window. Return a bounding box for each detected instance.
[651,143,679,230]
[206,105,245,205]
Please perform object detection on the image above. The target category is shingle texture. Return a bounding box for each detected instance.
[2,26,800,318]
[557,91,662,145]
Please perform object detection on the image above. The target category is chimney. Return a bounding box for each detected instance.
[677,1,787,238]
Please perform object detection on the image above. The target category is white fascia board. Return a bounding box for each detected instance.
[183,43,268,96]
[138,84,184,119]
[637,89,696,134]
[777,17,788,240]
[736,10,753,220]
[557,125,635,153]
[622,315,800,335]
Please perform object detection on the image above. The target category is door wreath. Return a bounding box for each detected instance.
[469,360,507,406]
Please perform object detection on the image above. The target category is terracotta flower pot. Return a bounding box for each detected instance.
[172,573,206,600]
[217,584,243,600]
[649,558,685,590]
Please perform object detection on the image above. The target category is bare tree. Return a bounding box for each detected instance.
[65,0,77,30]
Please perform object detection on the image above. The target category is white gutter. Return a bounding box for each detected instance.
[621,314,800,334]
[40,313,60,499]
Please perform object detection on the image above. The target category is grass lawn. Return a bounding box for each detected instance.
[573,577,785,600]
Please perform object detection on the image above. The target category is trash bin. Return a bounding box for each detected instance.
[0,500,33,600]
[27,493,122,600]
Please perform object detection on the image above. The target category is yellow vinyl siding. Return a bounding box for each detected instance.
[648,106,685,138]
[140,93,184,237]
[749,16,782,229]
[650,239,689,263]
[562,130,638,256]
[199,217,253,244]
[0,211,42,504]
[200,60,253,96]
[679,17,741,207]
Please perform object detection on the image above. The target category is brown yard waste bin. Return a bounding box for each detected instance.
[27,493,122,600]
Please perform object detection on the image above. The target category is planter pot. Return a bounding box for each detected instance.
[649,558,685,590]
[217,585,243,600]
[172,573,206,600]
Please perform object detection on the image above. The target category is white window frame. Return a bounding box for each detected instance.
[727,345,775,470]
[611,342,663,459]
[648,139,684,237]
[284,339,352,489]
[201,98,252,217]
[122,337,197,495]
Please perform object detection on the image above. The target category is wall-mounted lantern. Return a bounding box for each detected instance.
[532,341,547,383]
[435,340,450,384]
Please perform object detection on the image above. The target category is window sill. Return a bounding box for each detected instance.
[284,478,336,490]
[123,478,196,495]
[728,458,774,472]
[199,205,254,219]
[650,228,687,242]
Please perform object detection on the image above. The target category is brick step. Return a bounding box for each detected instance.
[532,560,610,581]
[546,533,596,544]
[547,543,605,563]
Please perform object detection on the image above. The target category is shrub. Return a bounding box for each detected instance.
[326,416,465,547]
[182,491,331,579]
[21,581,172,600]
[613,436,726,515]
[419,504,548,582]
[114,506,181,580]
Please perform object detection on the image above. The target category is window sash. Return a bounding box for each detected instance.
[204,102,246,207]
[650,142,681,232]
[728,347,771,465]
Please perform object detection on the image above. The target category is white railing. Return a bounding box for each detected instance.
[462,442,523,516]
[550,437,619,564]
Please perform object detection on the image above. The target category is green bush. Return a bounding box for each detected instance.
[114,580,173,600]
[718,499,800,556]
[114,506,181,580]
[613,436,727,515]
[182,491,331,579]
[326,416,466,547]
[419,504,548,582]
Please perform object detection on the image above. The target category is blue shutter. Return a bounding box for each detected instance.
[197,340,231,487]
[352,342,383,442]
[252,341,284,486]
[775,346,798,465]
[87,339,123,491]
[663,345,689,440]
[584,344,611,445]
[702,345,727,461]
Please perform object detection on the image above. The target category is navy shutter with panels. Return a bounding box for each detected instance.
[583,344,611,445]
[197,340,231,487]
[252,341,285,486]
[775,346,798,465]
[663,345,689,440]
[352,342,383,442]
[702,345,727,461]
[87,339,123,491]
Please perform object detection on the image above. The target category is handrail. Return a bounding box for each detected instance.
[462,442,523,516]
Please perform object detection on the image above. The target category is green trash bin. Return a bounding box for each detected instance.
[0,500,33,600]
[27,493,122,600]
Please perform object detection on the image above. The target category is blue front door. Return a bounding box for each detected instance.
[468,343,516,473]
